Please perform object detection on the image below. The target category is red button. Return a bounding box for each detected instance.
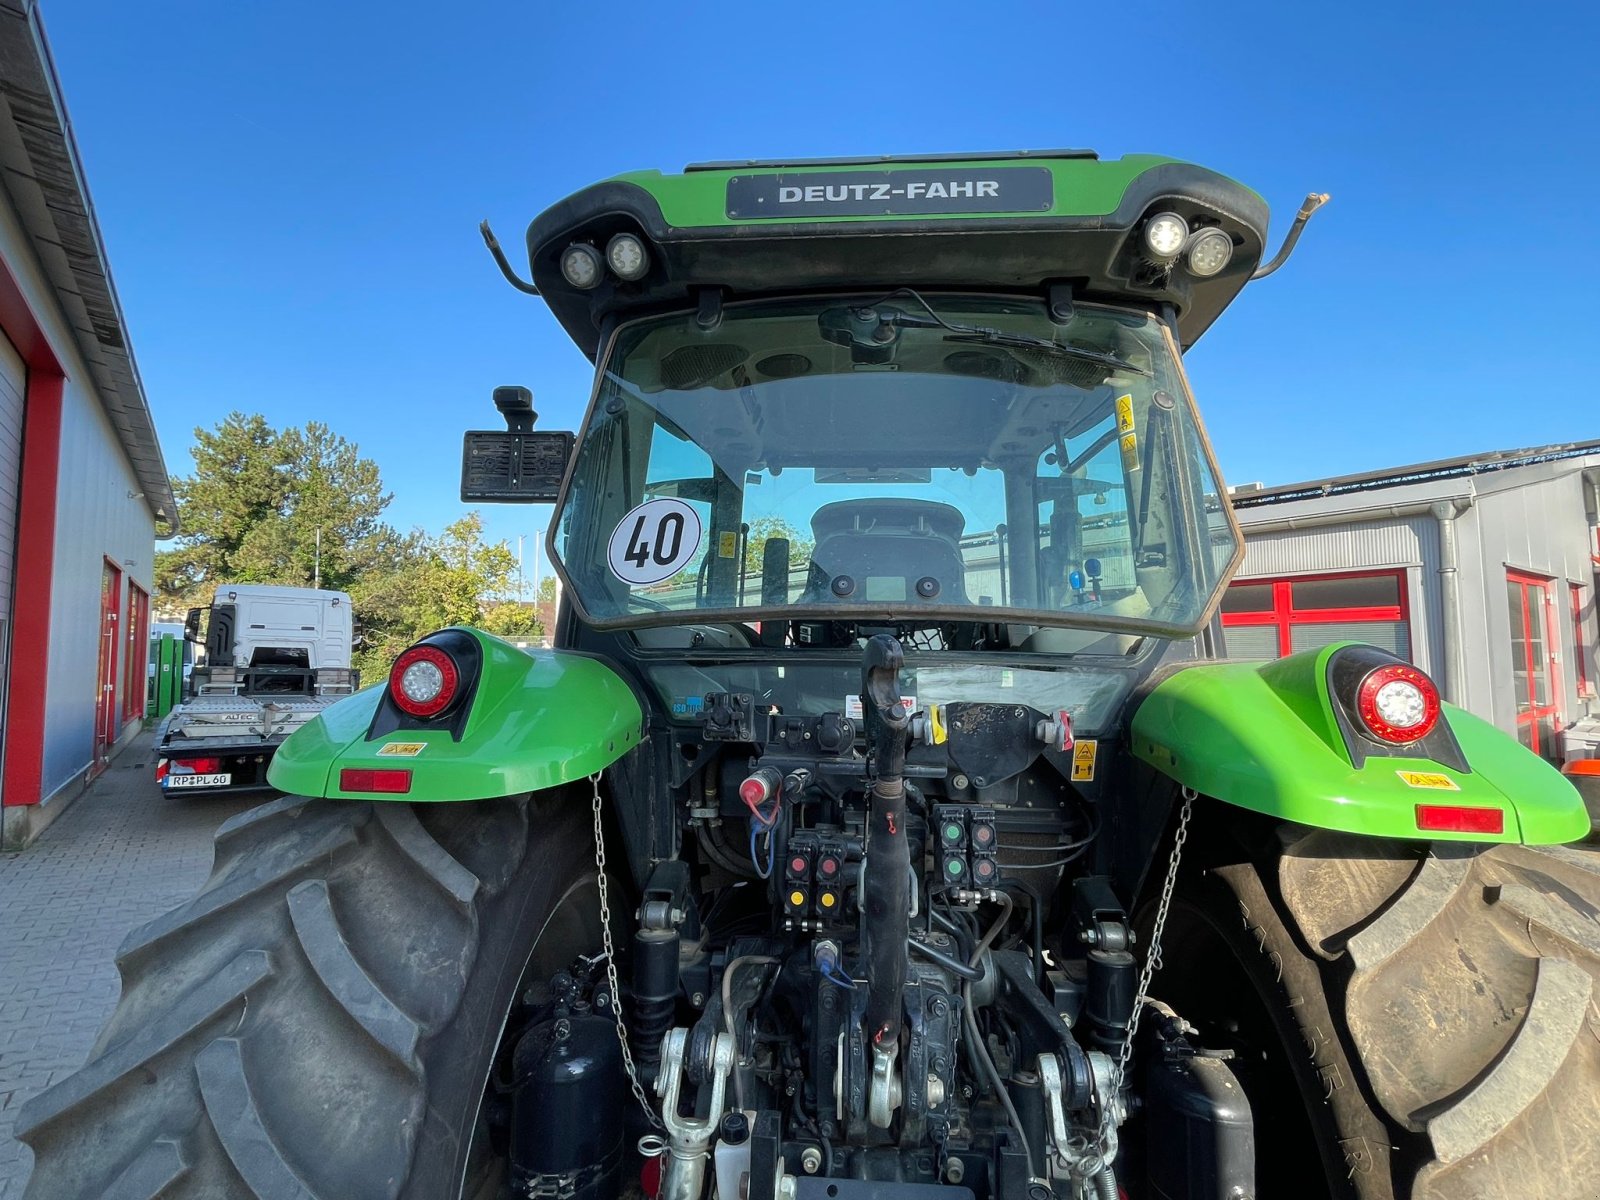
[791,856,809,875]
[819,856,840,877]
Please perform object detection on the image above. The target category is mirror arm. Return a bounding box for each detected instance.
[479,220,541,296]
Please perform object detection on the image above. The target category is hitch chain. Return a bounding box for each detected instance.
[590,772,664,1129]
[1113,786,1195,1093]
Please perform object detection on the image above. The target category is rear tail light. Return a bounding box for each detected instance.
[172,756,222,774]
[389,645,460,719]
[1564,759,1600,777]
[1416,804,1504,835]
[340,768,412,794]
[1356,663,1441,744]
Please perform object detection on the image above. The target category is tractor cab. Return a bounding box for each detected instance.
[469,152,1269,657]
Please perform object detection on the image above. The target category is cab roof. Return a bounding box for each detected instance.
[521,151,1269,357]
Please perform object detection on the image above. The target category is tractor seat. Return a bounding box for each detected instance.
[801,499,970,605]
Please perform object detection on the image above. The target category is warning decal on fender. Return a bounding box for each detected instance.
[1396,770,1460,791]
[1071,739,1098,782]
[377,742,427,757]
[607,498,703,586]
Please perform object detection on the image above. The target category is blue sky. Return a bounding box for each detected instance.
[41,0,1599,563]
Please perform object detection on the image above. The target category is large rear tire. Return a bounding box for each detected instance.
[16,790,607,1200]
[1157,823,1600,1200]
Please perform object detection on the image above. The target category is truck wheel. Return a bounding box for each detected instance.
[16,789,608,1200]
[1156,828,1600,1200]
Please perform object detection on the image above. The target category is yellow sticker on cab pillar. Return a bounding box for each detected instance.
[718,531,739,559]
[1115,394,1135,435]
[1119,432,1139,472]
[1396,770,1459,791]
[377,742,427,758]
[1071,739,1098,782]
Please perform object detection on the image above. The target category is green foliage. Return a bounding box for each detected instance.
[158,413,534,682]
[155,413,395,607]
[743,516,814,574]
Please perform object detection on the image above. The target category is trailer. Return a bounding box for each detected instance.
[153,584,358,793]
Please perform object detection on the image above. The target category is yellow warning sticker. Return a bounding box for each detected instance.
[377,742,427,758]
[1115,393,1136,435]
[718,531,739,558]
[1396,770,1459,791]
[1119,432,1139,472]
[1071,739,1098,782]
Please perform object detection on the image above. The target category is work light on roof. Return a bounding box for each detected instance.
[1142,212,1189,262]
[605,233,650,282]
[1184,227,1234,278]
[559,243,604,290]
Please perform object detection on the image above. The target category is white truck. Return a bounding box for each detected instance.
[155,584,360,793]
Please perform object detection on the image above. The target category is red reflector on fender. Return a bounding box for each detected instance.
[1416,804,1503,834]
[340,768,412,794]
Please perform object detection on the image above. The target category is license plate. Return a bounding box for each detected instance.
[167,773,232,789]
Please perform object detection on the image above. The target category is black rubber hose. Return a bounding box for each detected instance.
[907,936,984,982]
[861,634,910,1049]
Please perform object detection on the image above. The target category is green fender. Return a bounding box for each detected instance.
[268,628,644,801]
[1131,644,1589,845]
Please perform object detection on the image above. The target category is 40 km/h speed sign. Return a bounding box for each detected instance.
[607,498,703,586]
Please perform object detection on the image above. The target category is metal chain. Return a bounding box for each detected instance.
[1114,786,1195,1092]
[590,772,664,1129]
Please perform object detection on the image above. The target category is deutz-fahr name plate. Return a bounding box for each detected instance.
[726,167,1053,219]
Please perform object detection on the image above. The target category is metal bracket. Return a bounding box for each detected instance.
[868,1042,904,1129]
[657,1028,735,1200]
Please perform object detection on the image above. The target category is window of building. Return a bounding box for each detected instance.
[1221,570,1411,661]
[1507,570,1561,761]
[122,581,149,722]
[1574,583,1593,700]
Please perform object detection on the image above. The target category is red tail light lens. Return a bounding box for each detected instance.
[340,768,412,794]
[173,756,222,774]
[1416,804,1504,835]
[388,645,460,718]
[1356,663,1441,744]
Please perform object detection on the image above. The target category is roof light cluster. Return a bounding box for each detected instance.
[1140,211,1235,278]
[559,233,651,290]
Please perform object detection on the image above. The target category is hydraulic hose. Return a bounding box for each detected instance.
[861,635,911,1051]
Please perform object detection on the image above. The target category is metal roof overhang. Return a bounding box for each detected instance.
[0,0,177,535]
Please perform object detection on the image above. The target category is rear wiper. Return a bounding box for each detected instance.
[939,326,1151,377]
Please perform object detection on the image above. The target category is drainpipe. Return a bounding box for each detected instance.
[1430,497,1474,706]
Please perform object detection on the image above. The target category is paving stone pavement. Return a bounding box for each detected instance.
[0,731,262,1199]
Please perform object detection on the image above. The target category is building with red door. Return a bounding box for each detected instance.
[0,2,177,847]
[1228,441,1600,765]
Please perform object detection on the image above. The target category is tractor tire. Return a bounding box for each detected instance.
[1158,825,1600,1200]
[16,789,608,1200]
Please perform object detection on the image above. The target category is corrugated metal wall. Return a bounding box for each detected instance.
[40,378,154,793]
[1464,470,1597,738]
[1234,513,1442,685]
[1235,460,1600,747]
[0,187,157,805]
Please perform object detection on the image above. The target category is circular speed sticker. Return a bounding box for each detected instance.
[607,498,703,586]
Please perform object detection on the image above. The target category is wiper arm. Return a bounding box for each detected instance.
[939,327,1151,377]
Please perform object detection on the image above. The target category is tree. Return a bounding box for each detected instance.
[155,414,396,607]
[157,413,532,682]
[743,516,814,574]
[480,602,544,642]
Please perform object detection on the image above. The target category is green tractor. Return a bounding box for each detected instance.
[21,152,1600,1200]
